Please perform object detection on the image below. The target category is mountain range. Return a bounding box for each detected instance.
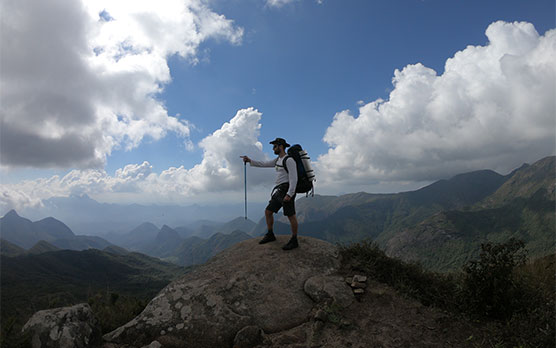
[0,211,256,267]
[7,194,266,237]
[1,156,553,273]
[136,225,253,266]
[0,210,114,250]
[289,156,554,271]
[2,156,554,347]
[384,156,555,271]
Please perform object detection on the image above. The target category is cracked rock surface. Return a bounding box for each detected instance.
[22,303,101,348]
[103,236,352,348]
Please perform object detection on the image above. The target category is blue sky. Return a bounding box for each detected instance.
[120,0,555,172]
[1,0,555,209]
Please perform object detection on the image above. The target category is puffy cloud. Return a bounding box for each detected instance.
[0,108,272,209]
[0,0,243,169]
[153,107,271,196]
[266,0,296,7]
[115,162,153,180]
[317,21,556,187]
[266,0,323,8]
[0,188,43,213]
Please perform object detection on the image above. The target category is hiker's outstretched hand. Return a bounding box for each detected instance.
[240,156,251,163]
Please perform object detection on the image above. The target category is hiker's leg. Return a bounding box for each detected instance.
[283,193,297,237]
[265,209,274,231]
[282,214,299,250]
[287,214,298,237]
[259,208,277,244]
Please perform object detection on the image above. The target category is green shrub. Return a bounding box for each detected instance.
[0,317,31,348]
[502,254,555,348]
[461,238,527,320]
[338,240,458,310]
[340,239,555,348]
[88,292,148,334]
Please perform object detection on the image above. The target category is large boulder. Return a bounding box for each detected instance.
[22,303,101,348]
[103,236,353,348]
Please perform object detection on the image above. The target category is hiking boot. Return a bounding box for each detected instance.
[282,236,298,250]
[259,231,276,244]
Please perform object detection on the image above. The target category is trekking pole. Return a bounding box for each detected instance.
[244,161,247,220]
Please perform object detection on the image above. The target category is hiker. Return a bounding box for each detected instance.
[241,138,299,250]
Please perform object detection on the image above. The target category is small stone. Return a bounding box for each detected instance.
[353,275,367,283]
[233,325,264,348]
[314,309,327,322]
[350,281,367,289]
[353,289,365,295]
[340,319,352,328]
[345,277,353,284]
[313,320,325,332]
[141,341,162,348]
[304,275,354,309]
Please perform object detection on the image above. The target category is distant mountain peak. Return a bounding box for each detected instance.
[156,225,181,242]
[160,224,176,232]
[508,163,530,177]
[3,209,20,219]
[484,155,555,205]
[450,169,499,180]
[34,216,75,239]
[69,193,92,200]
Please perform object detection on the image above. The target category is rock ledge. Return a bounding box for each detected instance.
[103,236,352,348]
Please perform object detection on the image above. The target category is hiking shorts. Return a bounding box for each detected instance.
[266,183,296,217]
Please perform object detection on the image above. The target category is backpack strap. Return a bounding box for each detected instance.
[282,155,291,173]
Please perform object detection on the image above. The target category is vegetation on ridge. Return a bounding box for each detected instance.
[0,249,188,348]
[340,239,555,348]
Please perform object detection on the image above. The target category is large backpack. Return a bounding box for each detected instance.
[283,144,315,196]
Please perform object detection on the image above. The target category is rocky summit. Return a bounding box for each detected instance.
[103,236,353,348]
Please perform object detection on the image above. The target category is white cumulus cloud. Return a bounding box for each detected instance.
[0,108,272,210]
[0,0,243,169]
[266,0,323,8]
[266,0,296,7]
[152,107,270,196]
[316,21,556,188]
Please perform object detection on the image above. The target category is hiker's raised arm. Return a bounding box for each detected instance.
[249,158,276,168]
